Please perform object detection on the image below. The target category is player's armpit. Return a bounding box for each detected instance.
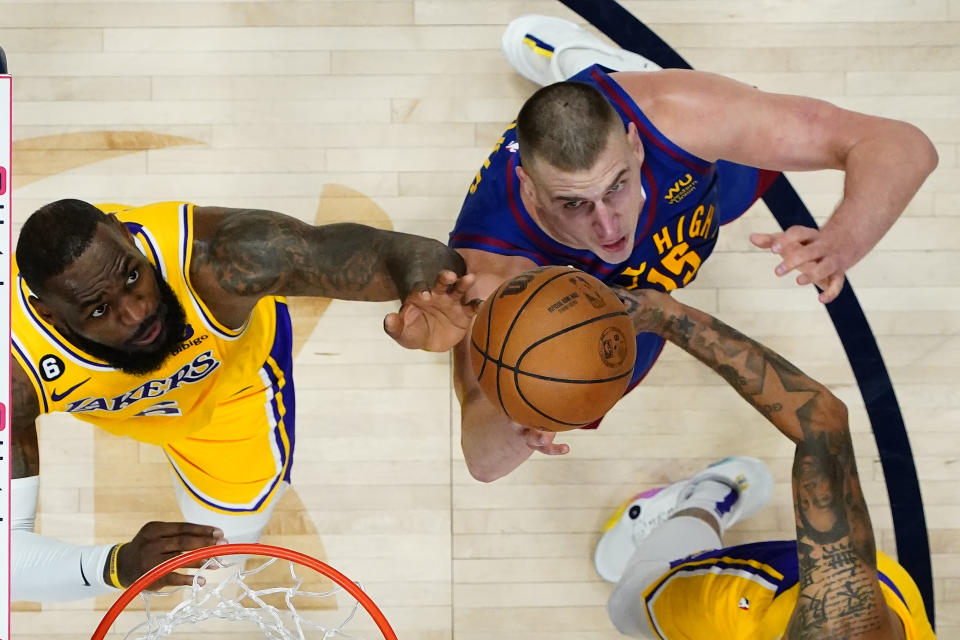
[11,355,41,478]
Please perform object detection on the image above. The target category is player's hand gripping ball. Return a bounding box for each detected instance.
[470,266,635,431]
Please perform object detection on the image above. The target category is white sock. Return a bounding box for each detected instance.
[608,515,721,638]
[674,479,737,534]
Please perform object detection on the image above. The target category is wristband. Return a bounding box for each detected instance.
[107,542,127,589]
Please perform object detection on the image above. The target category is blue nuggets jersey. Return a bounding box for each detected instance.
[450,65,778,392]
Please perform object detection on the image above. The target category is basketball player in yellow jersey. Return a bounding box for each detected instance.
[10,199,476,601]
[592,287,935,639]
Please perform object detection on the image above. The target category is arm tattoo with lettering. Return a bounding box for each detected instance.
[615,289,900,639]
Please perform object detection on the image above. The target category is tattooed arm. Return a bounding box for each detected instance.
[11,357,41,480]
[190,206,476,349]
[617,287,906,639]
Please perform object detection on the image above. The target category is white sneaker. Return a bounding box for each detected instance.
[593,456,773,583]
[593,482,687,583]
[502,14,661,86]
[682,456,773,533]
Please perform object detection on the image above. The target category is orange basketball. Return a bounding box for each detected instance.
[470,266,636,431]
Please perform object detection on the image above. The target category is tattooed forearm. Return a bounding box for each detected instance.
[616,287,840,443]
[785,423,891,638]
[612,289,901,638]
[198,209,464,301]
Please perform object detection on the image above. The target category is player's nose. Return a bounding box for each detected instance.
[592,202,619,238]
[117,292,151,326]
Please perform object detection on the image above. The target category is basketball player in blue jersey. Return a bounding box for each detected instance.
[590,286,934,638]
[398,16,938,482]
[11,199,476,601]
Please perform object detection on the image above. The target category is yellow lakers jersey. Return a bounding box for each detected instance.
[12,201,287,446]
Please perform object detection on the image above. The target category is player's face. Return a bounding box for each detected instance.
[30,221,188,375]
[796,454,839,533]
[520,124,646,264]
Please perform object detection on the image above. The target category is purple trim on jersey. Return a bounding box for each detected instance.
[178,204,241,340]
[878,570,910,612]
[123,221,163,270]
[634,161,660,255]
[591,67,713,174]
[270,300,296,484]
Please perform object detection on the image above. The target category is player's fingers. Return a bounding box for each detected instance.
[383,312,403,338]
[537,441,569,456]
[795,258,838,286]
[819,273,845,304]
[148,570,202,591]
[431,270,458,295]
[452,272,476,295]
[143,522,223,540]
[775,244,824,276]
[779,225,820,244]
[156,533,227,555]
[521,428,552,448]
[404,279,432,300]
[771,227,819,255]
[749,232,779,249]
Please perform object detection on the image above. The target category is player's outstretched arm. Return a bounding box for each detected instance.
[191,206,475,350]
[615,70,938,303]
[616,286,837,443]
[617,287,905,639]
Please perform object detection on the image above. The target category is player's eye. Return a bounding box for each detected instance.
[91,304,108,318]
[126,268,139,285]
[608,180,625,193]
[563,200,584,210]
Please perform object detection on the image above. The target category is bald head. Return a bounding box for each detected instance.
[17,199,111,295]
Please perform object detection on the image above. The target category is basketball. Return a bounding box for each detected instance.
[470,266,636,431]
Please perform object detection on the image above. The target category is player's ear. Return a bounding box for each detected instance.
[516,164,536,200]
[104,212,137,245]
[625,123,644,163]
[28,295,57,326]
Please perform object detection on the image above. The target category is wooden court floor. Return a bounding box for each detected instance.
[4,0,959,637]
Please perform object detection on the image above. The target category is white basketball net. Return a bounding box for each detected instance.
[117,555,369,640]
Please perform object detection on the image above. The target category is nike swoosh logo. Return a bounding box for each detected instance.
[51,377,91,402]
[79,555,90,586]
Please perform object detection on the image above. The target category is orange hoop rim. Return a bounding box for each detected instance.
[91,542,398,640]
